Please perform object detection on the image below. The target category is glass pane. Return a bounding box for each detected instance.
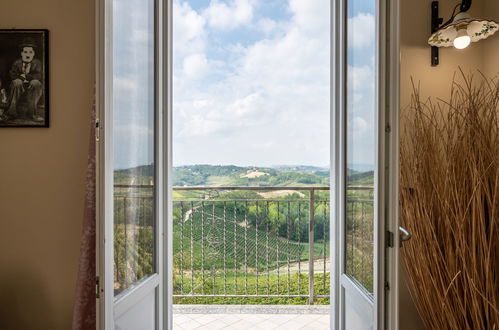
[345,0,376,294]
[112,0,155,295]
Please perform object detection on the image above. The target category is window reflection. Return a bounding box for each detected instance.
[112,0,156,295]
[345,0,376,294]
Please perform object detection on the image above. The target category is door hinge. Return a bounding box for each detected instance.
[95,118,100,142]
[386,230,394,248]
[96,275,101,298]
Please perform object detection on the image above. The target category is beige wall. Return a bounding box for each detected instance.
[0,0,95,329]
[483,0,499,74]
[400,0,498,329]
[401,0,485,110]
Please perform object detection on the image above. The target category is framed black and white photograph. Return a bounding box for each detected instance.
[0,29,49,127]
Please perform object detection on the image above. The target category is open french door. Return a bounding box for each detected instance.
[96,0,169,328]
[331,0,400,328]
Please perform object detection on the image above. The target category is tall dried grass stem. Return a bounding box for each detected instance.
[401,69,498,330]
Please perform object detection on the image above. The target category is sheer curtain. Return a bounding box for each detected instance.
[72,91,96,330]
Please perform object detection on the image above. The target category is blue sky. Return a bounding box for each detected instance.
[112,0,376,169]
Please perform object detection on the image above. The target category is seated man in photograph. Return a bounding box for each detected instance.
[5,37,43,122]
[0,80,8,121]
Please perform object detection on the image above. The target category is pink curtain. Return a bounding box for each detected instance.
[72,91,97,330]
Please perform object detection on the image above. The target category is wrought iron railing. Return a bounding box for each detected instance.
[113,185,374,304]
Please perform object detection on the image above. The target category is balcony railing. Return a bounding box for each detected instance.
[113,185,374,304]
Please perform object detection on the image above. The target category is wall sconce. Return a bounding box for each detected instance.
[428,0,498,66]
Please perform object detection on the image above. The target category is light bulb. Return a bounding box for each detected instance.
[453,28,471,49]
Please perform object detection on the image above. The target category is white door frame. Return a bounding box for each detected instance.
[162,0,174,328]
[95,0,169,327]
[385,0,401,328]
[96,0,113,327]
[96,0,400,327]
[330,0,400,328]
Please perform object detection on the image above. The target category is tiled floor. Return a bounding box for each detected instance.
[173,313,330,329]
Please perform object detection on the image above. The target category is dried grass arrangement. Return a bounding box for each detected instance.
[400,70,499,330]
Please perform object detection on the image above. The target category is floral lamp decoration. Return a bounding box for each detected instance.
[429,12,498,49]
[428,0,498,65]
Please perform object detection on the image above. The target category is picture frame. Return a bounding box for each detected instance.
[0,29,49,127]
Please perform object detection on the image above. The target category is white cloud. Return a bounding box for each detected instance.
[115,123,154,137]
[182,53,209,78]
[288,0,330,35]
[348,13,375,49]
[173,1,206,56]
[203,0,255,29]
[109,0,377,168]
[256,18,278,35]
[193,99,214,109]
[178,113,224,137]
[114,123,154,169]
[114,76,138,95]
[173,0,334,166]
[351,116,368,133]
[346,64,375,165]
[229,93,263,118]
[348,65,374,90]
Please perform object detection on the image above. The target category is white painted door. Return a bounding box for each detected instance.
[331,0,399,328]
[97,0,167,328]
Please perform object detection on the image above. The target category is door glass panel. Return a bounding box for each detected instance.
[112,0,156,295]
[345,0,376,294]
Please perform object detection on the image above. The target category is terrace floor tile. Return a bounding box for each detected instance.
[173,312,330,329]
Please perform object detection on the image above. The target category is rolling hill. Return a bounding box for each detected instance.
[114,164,373,187]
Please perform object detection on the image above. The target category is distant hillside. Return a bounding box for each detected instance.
[114,164,374,187]
[348,170,374,185]
[173,164,329,187]
[115,164,154,185]
[270,165,329,172]
[347,163,374,172]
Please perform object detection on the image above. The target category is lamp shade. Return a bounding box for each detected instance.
[429,12,498,47]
